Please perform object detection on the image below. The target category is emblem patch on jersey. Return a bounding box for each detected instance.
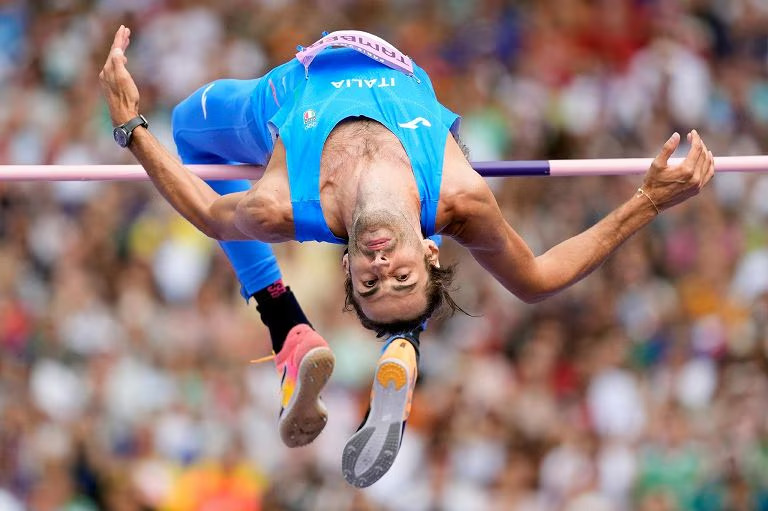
[303,109,318,129]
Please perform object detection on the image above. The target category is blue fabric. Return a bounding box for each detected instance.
[267,48,460,243]
[170,46,459,294]
[172,79,288,297]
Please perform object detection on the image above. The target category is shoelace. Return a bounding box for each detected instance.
[250,351,276,364]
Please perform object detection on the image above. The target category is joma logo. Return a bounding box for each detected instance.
[331,78,396,89]
[398,117,432,130]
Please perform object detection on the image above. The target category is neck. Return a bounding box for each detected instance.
[319,118,421,238]
[344,159,422,236]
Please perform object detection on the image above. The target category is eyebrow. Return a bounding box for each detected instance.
[357,282,418,299]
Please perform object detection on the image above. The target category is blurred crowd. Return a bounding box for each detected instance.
[2,0,768,509]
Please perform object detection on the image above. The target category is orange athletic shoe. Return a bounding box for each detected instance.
[342,335,418,487]
[270,324,335,448]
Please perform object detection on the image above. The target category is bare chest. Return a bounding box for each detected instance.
[319,118,410,184]
[319,120,415,232]
[262,118,462,240]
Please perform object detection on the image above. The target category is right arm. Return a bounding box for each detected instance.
[129,128,293,243]
[99,26,274,242]
[128,128,250,240]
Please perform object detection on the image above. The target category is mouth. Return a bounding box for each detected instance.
[366,238,391,251]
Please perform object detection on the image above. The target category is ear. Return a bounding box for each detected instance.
[422,238,440,268]
[342,251,350,273]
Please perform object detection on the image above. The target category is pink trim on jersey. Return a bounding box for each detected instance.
[269,79,281,107]
[296,30,414,77]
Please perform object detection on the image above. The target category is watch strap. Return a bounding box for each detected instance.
[120,114,148,135]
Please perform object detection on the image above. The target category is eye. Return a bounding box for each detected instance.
[363,279,377,288]
[395,274,409,282]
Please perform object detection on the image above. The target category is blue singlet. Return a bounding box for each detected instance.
[171,40,459,296]
[267,47,460,243]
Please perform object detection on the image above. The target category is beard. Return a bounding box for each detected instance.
[347,208,422,256]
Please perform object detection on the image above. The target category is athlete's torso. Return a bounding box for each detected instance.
[258,44,460,244]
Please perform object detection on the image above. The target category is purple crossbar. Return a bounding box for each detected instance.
[472,160,551,176]
[476,156,768,177]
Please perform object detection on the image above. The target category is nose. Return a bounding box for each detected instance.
[372,252,389,269]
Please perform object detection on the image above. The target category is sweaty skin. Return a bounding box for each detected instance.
[100,26,716,322]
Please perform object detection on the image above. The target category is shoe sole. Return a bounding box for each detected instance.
[342,359,411,488]
[278,346,335,448]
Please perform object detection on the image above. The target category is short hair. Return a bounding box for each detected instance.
[344,257,464,336]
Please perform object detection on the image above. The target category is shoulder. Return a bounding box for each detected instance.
[437,136,496,235]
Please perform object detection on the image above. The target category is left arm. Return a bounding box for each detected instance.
[449,131,715,303]
[453,184,657,303]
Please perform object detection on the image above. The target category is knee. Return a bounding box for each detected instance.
[171,80,218,134]
[171,89,201,132]
[171,90,224,164]
[171,101,195,156]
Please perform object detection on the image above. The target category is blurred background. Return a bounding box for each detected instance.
[2,0,768,509]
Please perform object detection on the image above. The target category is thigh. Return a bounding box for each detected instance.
[172,78,271,165]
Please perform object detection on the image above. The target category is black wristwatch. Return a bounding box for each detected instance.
[113,115,148,148]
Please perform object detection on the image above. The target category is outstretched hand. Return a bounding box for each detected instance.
[642,130,715,212]
[99,25,140,126]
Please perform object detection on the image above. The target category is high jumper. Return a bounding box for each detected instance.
[98,26,714,487]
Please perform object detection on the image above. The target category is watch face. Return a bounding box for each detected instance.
[113,127,129,147]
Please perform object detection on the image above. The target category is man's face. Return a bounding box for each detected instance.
[343,209,439,324]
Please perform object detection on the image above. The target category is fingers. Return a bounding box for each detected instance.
[644,129,715,213]
[106,26,130,67]
[653,132,680,168]
[705,151,715,186]
[687,130,716,189]
[693,130,708,172]
[102,25,132,80]
[687,130,705,185]
[698,141,713,188]
[110,26,122,52]
[110,25,130,53]
[684,130,704,171]
[99,25,141,126]
[677,129,713,190]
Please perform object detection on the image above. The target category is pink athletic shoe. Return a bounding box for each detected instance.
[273,325,335,447]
